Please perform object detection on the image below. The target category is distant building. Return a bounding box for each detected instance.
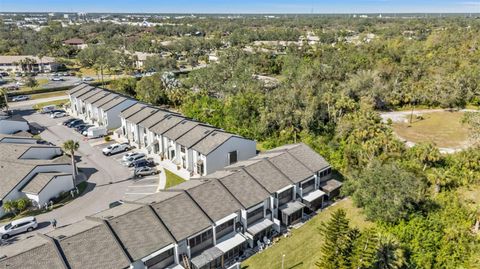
[63,38,88,49]
[0,55,59,73]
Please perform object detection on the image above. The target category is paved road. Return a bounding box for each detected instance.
[1,108,160,241]
[9,95,68,108]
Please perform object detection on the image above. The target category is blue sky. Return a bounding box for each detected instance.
[1,0,479,13]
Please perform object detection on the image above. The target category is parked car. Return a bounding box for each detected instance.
[62,118,76,126]
[122,153,146,167]
[84,126,107,138]
[51,111,67,118]
[11,95,29,102]
[82,77,94,81]
[75,124,92,133]
[109,200,124,209]
[49,109,65,115]
[66,119,84,128]
[134,166,159,177]
[133,158,156,168]
[102,143,130,156]
[0,71,9,77]
[122,152,145,162]
[0,217,38,239]
[51,77,64,81]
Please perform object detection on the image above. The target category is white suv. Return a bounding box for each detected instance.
[102,143,131,156]
[0,216,38,239]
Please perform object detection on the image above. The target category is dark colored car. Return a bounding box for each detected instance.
[62,118,76,126]
[74,124,88,132]
[67,119,84,128]
[133,158,156,168]
[108,200,124,209]
[49,109,65,115]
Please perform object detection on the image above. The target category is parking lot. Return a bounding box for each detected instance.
[2,107,161,242]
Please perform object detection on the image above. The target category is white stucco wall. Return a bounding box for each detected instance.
[0,119,29,134]
[104,99,136,129]
[35,174,74,205]
[205,137,256,175]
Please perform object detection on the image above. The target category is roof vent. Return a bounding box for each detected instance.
[105,215,114,220]
[211,132,217,136]
[57,235,66,239]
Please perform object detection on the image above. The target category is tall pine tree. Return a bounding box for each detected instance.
[317,209,355,269]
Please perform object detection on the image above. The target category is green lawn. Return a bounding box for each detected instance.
[29,90,67,100]
[164,169,186,189]
[33,99,69,110]
[242,198,373,269]
[392,111,471,148]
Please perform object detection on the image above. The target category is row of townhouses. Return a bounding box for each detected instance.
[68,83,257,178]
[0,143,342,269]
[0,135,74,217]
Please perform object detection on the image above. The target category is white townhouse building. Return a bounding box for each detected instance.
[119,104,256,178]
[68,84,136,129]
[0,143,342,269]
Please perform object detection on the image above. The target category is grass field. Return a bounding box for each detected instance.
[32,99,69,110]
[242,198,373,269]
[392,111,470,148]
[29,91,67,100]
[164,169,186,189]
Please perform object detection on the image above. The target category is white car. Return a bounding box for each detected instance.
[51,77,64,81]
[122,153,146,167]
[82,77,94,81]
[102,143,130,156]
[122,152,145,162]
[11,95,29,102]
[0,216,38,239]
[51,111,66,118]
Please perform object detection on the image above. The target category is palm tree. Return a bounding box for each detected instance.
[62,140,80,182]
[0,88,9,113]
[375,233,406,269]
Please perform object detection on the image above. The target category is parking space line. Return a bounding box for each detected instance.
[125,192,156,195]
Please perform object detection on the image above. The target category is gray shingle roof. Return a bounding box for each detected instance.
[126,106,159,125]
[100,95,131,111]
[48,220,130,269]
[191,131,236,156]
[176,125,216,149]
[149,191,212,241]
[20,172,68,194]
[75,87,102,101]
[119,103,148,118]
[67,83,89,95]
[0,144,69,200]
[84,90,112,105]
[138,109,172,129]
[0,235,66,269]
[149,115,185,135]
[163,119,199,140]
[93,204,175,261]
[82,89,109,104]
[264,152,313,184]
[90,92,118,107]
[216,169,270,209]
[186,179,243,221]
[234,159,292,194]
[70,85,95,98]
[273,143,330,172]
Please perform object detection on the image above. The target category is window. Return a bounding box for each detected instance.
[277,188,293,206]
[247,206,264,226]
[320,168,332,178]
[145,248,174,269]
[216,219,234,239]
[181,146,186,153]
[188,229,213,249]
[228,151,238,165]
[302,179,315,194]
